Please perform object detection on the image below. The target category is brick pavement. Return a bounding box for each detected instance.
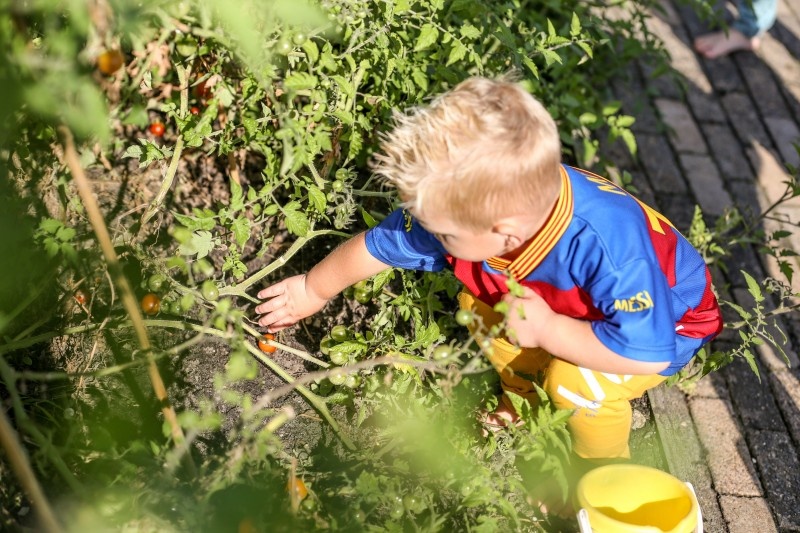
[606,1,800,531]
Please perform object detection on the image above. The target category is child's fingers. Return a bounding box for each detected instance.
[254,294,286,315]
[257,282,285,299]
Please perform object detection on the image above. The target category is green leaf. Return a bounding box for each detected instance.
[414,24,439,52]
[307,185,326,213]
[284,206,310,237]
[284,72,318,92]
[230,217,252,248]
[447,41,468,66]
[178,230,216,259]
[459,23,481,40]
[570,12,582,37]
[230,179,244,212]
[742,270,764,303]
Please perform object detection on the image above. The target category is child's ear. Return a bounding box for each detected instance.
[492,216,528,240]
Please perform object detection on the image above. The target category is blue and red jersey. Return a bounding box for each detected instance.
[364,165,723,375]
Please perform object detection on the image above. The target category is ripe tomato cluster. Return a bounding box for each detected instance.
[257,333,277,354]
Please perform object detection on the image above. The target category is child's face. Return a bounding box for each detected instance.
[414,210,514,262]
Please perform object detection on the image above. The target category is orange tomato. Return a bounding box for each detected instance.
[287,476,308,501]
[97,49,124,75]
[258,333,277,354]
[140,293,161,315]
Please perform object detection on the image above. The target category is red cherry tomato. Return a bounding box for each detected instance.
[258,333,277,354]
[190,106,200,116]
[74,289,87,305]
[149,122,165,136]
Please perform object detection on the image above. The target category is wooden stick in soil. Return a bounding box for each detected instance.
[58,126,194,474]
[0,407,64,533]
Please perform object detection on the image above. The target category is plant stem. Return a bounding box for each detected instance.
[0,407,64,533]
[222,228,350,295]
[140,63,190,226]
[58,126,193,474]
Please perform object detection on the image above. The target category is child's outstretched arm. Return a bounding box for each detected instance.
[255,232,390,332]
[503,287,670,375]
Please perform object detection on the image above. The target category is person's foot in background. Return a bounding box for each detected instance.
[693,28,760,58]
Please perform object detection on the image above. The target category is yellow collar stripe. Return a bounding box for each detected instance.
[485,167,574,279]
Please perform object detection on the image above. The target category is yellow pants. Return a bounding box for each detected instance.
[458,291,666,459]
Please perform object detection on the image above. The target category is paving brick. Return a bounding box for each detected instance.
[656,194,698,230]
[679,153,733,215]
[760,37,800,114]
[722,357,785,432]
[769,369,800,447]
[745,142,794,209]
[764,117,800,167]
[719,495,778,533]
[721,92,774,149]
[727,179,767,217]
[737,53,792,118]
[701,122,754,180]
[701,55,744,93]
[687,85,725,122]
[749,430,800,531]
[773,2,800,59]
[656,98,708,154]
[689,370,731,401]
[613,68,661,134]
[648,386,726,531]
[688,397,763,496]
[636,133,688,193]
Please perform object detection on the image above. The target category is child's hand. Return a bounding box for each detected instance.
[255,275,330,332]
[501,286,556,348]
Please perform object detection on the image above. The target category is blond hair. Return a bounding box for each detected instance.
[370,77,562,230]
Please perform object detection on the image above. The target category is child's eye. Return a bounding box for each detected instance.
[434,233,451,243]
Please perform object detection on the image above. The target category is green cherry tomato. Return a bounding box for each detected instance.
[329,369,346,385]
[344,374,361,389]
[330,325,349,342]
[432,345,452,361]
[201,280,219,301]
[403,495,421,513]
[276,39,293,55]
[147,274,167,292]
[292,32,307,46]
[320,335,335,355]
[331,179,345,192]
[352,510,365,523]
[454,309,474,326]
[389,505,404,520]
[354,288,371,304]
[329,348,348,366]
[352,280,369,291]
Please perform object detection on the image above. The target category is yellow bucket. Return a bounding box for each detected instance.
[575,464,702,533]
